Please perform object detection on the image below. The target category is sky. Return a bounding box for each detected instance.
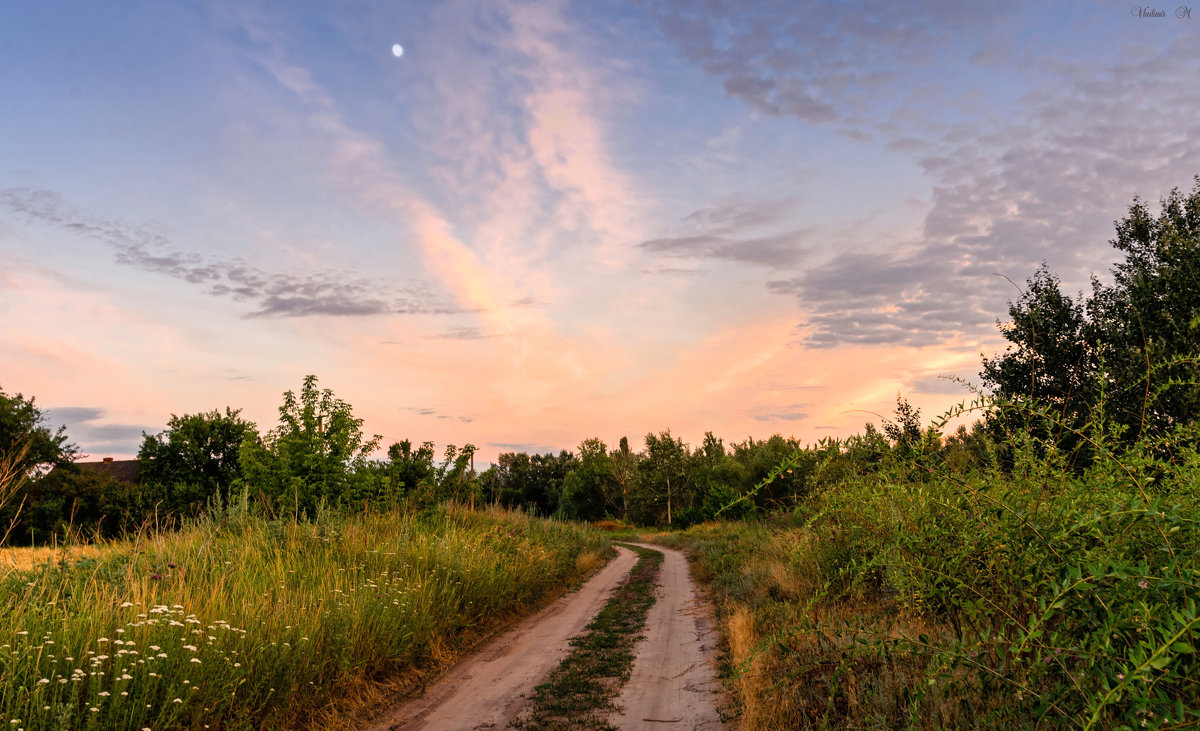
[2,1,1199,462]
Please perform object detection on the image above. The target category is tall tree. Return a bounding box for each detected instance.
[981,265,1097,453]
[240,375,380,516]
[982,178,1200,457]
[138,408,257,515]
[634,431,692,526]
[1091,180,1200,437]
[558,438,615,521]
[610,436,638,521]
[385,439,436,492]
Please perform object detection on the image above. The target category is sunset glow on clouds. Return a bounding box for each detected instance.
[2,1,1199,460]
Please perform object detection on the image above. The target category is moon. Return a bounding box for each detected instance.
[392,44,403,58]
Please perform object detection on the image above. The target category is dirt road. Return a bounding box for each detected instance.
[365,542,726,730]
[366,546,638,730]
[609,542,726,730]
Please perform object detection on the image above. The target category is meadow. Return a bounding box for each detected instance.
[659,399,1200,730]
[0,503,609,730]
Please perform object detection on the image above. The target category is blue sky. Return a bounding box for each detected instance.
[2,0,1198,460]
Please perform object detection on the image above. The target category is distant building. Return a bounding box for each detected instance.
[75,457,140,485]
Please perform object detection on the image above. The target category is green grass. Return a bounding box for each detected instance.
[510,543,663,730]
[662,413,1200,729]
[0,504,610,730]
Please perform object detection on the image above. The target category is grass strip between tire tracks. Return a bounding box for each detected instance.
[510,543,663,730]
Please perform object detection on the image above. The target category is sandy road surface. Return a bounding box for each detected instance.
[366,546,638,730]
[364,541,726,730]
[609,543,726,730]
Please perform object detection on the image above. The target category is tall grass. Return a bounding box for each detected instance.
[0,503,609,730]
[666,393,1200,729]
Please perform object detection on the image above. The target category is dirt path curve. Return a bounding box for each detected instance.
[365,545,638,730]
[609,542,727,730]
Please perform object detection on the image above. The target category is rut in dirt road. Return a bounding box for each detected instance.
[609,542,726,730]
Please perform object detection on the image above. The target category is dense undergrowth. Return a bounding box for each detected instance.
[0,503,609,730]
[665,396,1200,729]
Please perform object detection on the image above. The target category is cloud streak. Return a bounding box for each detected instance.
[0,186,467,318]
[640,196,808,267]
[43,406,154,458]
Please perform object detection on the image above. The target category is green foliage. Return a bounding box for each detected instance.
[632,430,693,526]
[239,375,381,517]
[689,384,1200,728]
[0,386,77,478]
[138,408,257,518]
[491,449,578,516]
[557,438,616,522]
[2,465,147,543]
[983,178,1200,460]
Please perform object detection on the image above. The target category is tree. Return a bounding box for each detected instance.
[633,431,692,526]
[688,432,750,521]
[982,178,1200,457]
[138,408,257,516]
[385,439,436,492]
[883,395,930,460]
[610,436,638,521]
[239,376,380,516]
[729,434,808,509]
[0,387,78,478]
[1091,180,1200,437]
[491,449,578,516]
[981,265,1097,455]
[558,438,615,521]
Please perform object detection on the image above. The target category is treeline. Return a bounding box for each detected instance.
[0,366,988,541]
[1,366,969,541]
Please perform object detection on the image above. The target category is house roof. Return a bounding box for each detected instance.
[76,459,140,485]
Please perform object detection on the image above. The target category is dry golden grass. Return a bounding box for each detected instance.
[726,606,770,728]
[575,548,606,576]
[0,542,112,572]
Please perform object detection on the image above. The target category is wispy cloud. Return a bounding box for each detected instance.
[0,186,467,318]
[425,327,510,340]
[749,404,808,422]
[399,406,473,424]
[640,232,806,267]
[43,406,154,458]
[640,196,807,268]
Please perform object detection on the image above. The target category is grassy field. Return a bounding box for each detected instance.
[0,504,609,730]
[661,429,1200,729]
